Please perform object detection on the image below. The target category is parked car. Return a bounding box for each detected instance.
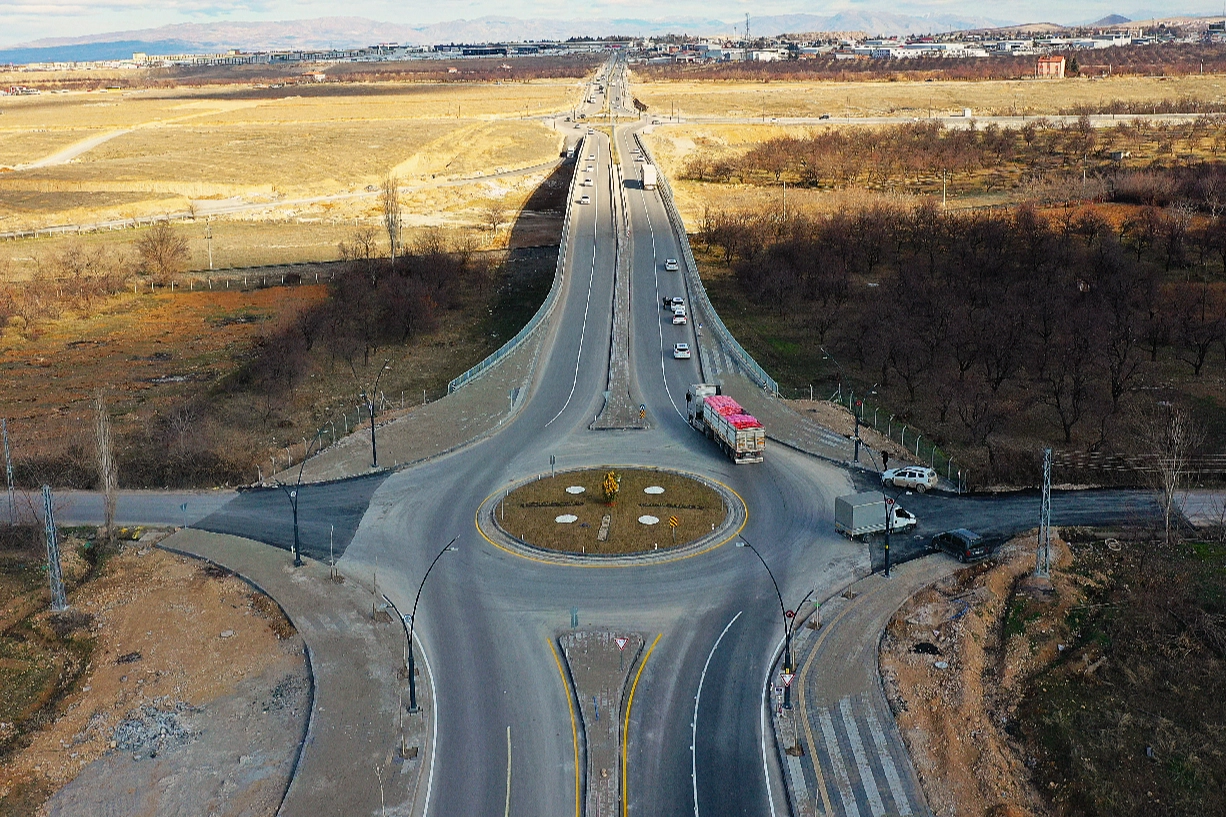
[672,309,687,325]
[580,195,591,205]
[929,529,995,563]
[673,342,691,359]
[881,466,938,493]
[662,296,684,309]
[664,258,679,271]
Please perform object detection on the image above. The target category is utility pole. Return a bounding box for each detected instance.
[1035,448,1052,578]
[42,486,67,612]
[3,418,14,526]
[205,218,214,271]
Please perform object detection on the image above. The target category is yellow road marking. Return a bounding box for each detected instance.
[549,638,582,817]
[796,578,890,817]
[473,468,747,568]
[623,633,662,817]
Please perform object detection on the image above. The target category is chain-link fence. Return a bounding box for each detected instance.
[632,133,779,395]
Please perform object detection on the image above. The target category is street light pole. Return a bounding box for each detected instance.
[359,359,392,469]
[737,538,794,708]
[274,429,325,567]
[407,535,459,712]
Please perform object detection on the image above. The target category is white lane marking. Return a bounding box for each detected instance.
[760,632,786,817]
[628,134,687,421]
[819,708,862,817]
[839,697,886,817]
[693,611,742,817]
[421,625,439,817]
[861,700,913,816]
[545,138,601,428]
[504,725,512,817]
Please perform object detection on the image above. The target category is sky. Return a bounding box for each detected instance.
[2,1,1221,48]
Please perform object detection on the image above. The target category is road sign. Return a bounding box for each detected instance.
[781,672,795,688]
[615,637,628,651]
[785,609,795,619]
[886,497,895,507]
[640,408,646,419]
[668,516,680,528]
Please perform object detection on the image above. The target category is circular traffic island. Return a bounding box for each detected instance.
[493,468,731,557]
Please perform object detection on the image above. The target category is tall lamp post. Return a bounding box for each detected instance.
[358,358,392,469]
[820,345,845,402]
[274,429,324,568]
[407,535,459,712]
[738,537,803,709]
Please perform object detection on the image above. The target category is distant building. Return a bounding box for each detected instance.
[1037,55,1066,78]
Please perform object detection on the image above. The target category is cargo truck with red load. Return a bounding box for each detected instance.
[685,384,765,463]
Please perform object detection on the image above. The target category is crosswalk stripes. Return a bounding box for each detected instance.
[809,694,927,817]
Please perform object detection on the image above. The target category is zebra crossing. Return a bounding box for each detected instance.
[800,693,926,817]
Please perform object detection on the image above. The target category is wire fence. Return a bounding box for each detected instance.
[633,132,779,396]
[447,138,584,394]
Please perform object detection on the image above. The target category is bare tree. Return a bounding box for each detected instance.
[1135,403,1203,546]
[94,391,117,543]
[339,226,380,286]
[481,199,509,234]
[134,221,189,285]
[381,176,402,264]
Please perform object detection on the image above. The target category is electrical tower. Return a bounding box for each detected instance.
[746,13,750,42]
[3,419,13,526]
[42,486,67,612]
[1035,448,1052,578]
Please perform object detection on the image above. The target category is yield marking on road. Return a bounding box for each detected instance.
[818,708,862,817]
[861,699,913,816]
[839,697,887,817]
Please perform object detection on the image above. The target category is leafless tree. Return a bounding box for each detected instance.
[1134,403,1203,546]
[481,199,509,234]
[94,392,117,543]
[381,176,402,264]
[339,226,381,286]
[134,221,189,285]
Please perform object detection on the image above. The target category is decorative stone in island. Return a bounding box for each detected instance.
[556,514,579,524]
[638,515,659,525]
[643,486,665,495]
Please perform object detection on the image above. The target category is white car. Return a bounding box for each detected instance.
[881,466,938,493]
[673,343,691,359]
[664,258,679,272]
[587,127,595,134]
[672,310,687,325]
[580,195,591,205]
[585,165,593,172]
[587,154,595,161]
[583,178,593,186]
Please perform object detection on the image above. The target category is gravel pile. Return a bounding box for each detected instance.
[111,699,199,758]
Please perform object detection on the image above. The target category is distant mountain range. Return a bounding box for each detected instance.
[1,11,1220,65]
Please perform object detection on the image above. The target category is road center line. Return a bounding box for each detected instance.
[549,638,582,817]
[693,611,742,817]
[623,632,662,817]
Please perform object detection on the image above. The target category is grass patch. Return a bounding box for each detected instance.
[497,469,726,555]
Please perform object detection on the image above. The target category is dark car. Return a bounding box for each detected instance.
[929,529,995,563]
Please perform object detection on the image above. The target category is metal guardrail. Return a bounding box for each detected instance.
[448,139,585,393]
[633,133,779,395]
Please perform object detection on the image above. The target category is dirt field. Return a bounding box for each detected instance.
[632,74,1226,120]
[497,469,726,555]
[0,529,307,816]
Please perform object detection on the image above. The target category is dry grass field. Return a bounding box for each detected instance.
[632,73,1226,120]
[0,80,580,236]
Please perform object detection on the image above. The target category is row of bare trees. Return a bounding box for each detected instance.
[700,202,1224,481]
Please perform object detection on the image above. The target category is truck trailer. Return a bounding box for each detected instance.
[834,492,917,539]
[686,384,765,464]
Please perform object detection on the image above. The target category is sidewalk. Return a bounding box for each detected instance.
[160,529,433,817]
[774,556,958,817]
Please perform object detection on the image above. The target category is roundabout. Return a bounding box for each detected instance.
[477,466,746,563]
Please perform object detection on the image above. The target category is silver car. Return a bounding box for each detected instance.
[881,466,938,493]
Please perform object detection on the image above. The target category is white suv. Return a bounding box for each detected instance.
[664,258,679,272]
[881,466,938,493]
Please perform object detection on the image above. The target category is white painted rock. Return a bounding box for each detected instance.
[643,486,665,495]
[638,515,659,525]
[555,514,578,524]
[565,486,585,494]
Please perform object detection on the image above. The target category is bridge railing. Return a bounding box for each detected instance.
[448,140,584,393]
[632,133,779,395]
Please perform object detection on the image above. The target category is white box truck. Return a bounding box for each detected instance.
[834,492,916,539]
[641,164,658,190]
